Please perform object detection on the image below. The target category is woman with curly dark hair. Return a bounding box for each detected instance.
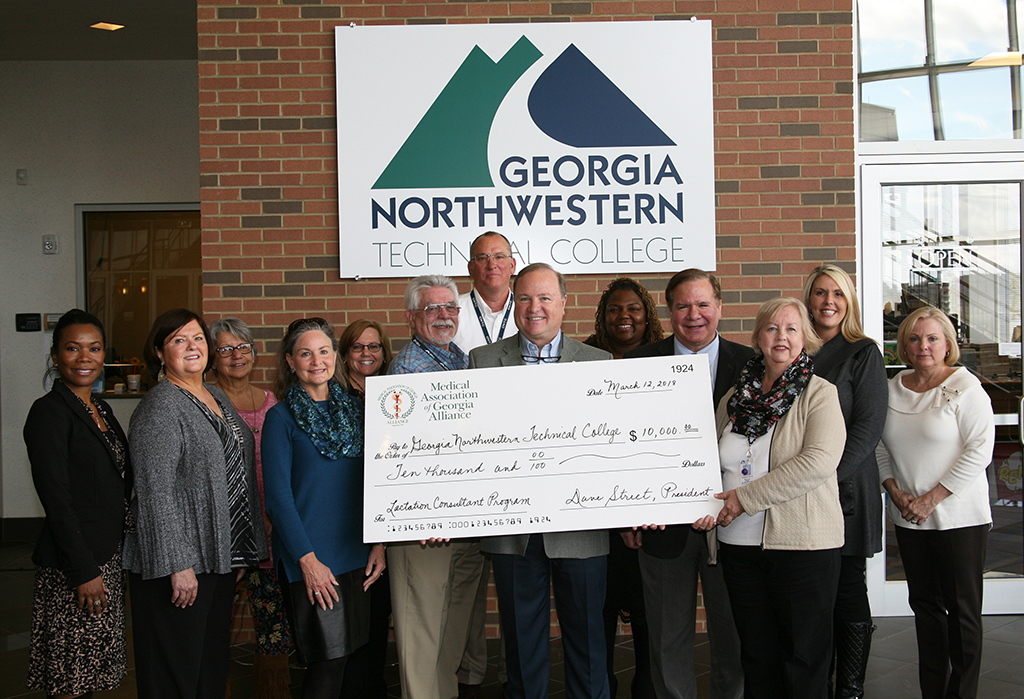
[584,277,663,358]
[584,277,663,699]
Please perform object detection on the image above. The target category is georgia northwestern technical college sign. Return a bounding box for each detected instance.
[335,21,714,278]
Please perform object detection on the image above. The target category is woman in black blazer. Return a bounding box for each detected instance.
[23,309,132,698]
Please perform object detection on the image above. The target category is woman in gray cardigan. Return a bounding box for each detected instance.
[123,308,267,699]
[803,264,887,699]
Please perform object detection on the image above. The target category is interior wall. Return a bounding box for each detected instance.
[0,60,199,520]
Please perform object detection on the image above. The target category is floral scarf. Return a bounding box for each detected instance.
[285,380,364,459]
[727,351,814,443]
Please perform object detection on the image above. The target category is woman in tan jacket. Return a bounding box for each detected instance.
[699,297,846,699]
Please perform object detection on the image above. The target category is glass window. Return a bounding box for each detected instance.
[878,181,1022,584]
[880,181,1021,354]
[858,0,1023,142]
[931,0,1009,65]
[861,76,934,142]
[858,0,925,73]
[938,68,1015,140]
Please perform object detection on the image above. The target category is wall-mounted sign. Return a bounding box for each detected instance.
[335,21,714,278]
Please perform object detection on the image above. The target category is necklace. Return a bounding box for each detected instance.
[67,384,108,431]
[238,384,262,434]
[350,375,366,400]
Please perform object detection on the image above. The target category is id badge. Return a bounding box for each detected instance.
[739,449,754,486]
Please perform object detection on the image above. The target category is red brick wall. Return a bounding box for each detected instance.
[197,0,855,634]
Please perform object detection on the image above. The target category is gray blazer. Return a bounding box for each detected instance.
[468,334,611,559]
[122,381,268,579]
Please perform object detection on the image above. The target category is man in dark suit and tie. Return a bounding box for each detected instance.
[624,269,751,699]
[468,262,611,699]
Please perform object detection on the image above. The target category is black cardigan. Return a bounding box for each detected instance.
[24,381,131,587]
[812,334,887,558]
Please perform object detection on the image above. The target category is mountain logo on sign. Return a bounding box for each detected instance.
[373,37,675,190]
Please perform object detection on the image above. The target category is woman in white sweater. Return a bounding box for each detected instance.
[878,306,994,699]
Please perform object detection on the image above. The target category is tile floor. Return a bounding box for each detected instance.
[2,540,1022,699]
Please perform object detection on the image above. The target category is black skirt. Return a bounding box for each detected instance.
[280,562,370,664]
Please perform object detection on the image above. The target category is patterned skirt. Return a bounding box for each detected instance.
[26,549,127,695]
[246,567,292,654]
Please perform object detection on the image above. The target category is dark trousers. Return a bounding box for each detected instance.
[604,534,654,699]
[719,544,840,699]
[834,555,870,623]
[895,524,988,699]
[129,571,236,699]
[638,535,743,699]
[341,570,392,699]
[492,537,609,699]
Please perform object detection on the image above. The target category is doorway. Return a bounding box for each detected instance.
[862,161,1024,615]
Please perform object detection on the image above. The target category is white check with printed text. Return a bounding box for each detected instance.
[363,354,724,543]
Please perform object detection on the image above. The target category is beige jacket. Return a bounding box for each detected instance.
[715,376,846,551]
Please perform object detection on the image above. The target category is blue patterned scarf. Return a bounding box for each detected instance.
[285,380,364,459]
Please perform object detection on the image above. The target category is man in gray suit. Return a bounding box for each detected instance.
[468,262,611,699]
[624,269,751,699]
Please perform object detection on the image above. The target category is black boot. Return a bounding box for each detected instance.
[835,620,875,699]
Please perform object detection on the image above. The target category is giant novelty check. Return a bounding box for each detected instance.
[363,354,724,542]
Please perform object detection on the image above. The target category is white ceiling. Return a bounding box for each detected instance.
[0,0,197,61]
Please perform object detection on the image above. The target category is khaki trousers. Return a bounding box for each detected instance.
[389,540,485,699]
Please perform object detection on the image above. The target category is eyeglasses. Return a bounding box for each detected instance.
[215,343,253,357]
[349,342,383,353]
[415,303,460,316]
[470,252,511,264]
[522,355,560,364]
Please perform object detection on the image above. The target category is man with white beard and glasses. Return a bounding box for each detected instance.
[386,275,476,699]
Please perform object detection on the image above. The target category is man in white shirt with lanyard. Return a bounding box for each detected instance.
[452,231,517,353]
[450,230,517,698]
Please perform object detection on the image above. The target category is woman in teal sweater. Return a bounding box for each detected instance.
[262,317,386,699]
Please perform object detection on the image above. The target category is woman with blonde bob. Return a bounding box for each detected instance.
[696,297,847,699]
[802,264,887,699]
[877,307,994,699]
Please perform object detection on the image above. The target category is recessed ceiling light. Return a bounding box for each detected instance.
[91,22,125,31]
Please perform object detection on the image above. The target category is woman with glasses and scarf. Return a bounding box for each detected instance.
[261,318,386,699]
[696,297,847,699]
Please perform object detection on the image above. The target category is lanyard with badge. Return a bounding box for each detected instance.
[411,336,456,371]
[470,289,512,345]
[739,436,756,486]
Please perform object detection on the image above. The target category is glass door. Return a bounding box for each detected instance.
[862,162,1024,615]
